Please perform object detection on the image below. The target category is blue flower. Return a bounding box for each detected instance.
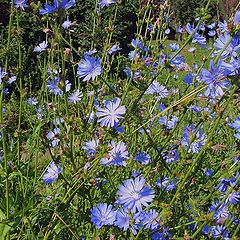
[229,117,240,139]
[158,116,178,130]
[202,225,210,235]
[214,33,240,59]
[43,161,62,184]
[168,43,179,51]
[151,226,172,240]
[226,192,240,205]
[211,225,229,239]
[205,169,213,177]
[84,49,97,56]
[200,60,229,98]
[209,200,228,221]
[234,10,240,25]
[192,33,206,48]
[177,26,183,33]
[182,125,207,153]
[170,55,185,66]
[46,77,63,96]
[229,117,240,131]
[188,47,196,53]
[165,28,170,35]
[138,209,160,230]
[186,23,206,48]
[40,0,58,14]
[131,38,144,50]
[156,176,176,191]
[0,67,7,85]
[114,209,140,235]
[146,81,169,99]
[77,55,102,82]
[117,176,155,213]
[14,0,28,10]
[40,0,75,15]
[134,152,151,165]
[91,203,116,228]
[46,128,60,147]
[96,98,126,128]
[101,140,128,166]
[208,30,216,37]
[208,22,216,29]
[184,73,194,85]
[108,44,121,55]
[163,148,179,164]
[28,97,38,106]
[98,0,116,8]
[221,57,240,76]
[65,80,71,92]
[114,209,131,231]
[218,20,228,33]
[128,50,140,60]
[33,41,48,52]
[68,89,82,103]
[62,18,72,29]
[61,0,75,9]
[8,76,16,84]
[82,139,99,155]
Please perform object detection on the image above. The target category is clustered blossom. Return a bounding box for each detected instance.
[91,176,157,235]
[4,3,240,239]
[39,0,75,15]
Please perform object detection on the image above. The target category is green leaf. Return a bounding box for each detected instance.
[0,222,13,240]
